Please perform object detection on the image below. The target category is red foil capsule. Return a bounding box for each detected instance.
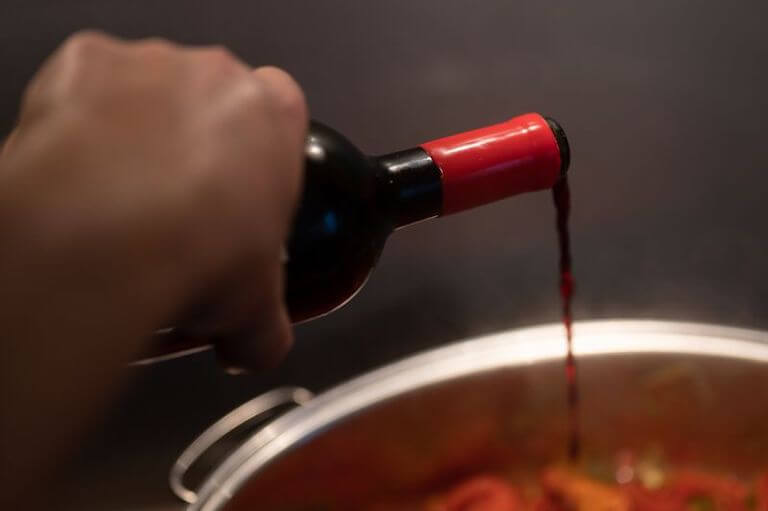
[421,113,565,215]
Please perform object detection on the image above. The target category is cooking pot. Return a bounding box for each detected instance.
[170,320,768,511]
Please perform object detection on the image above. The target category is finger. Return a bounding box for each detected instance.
[248,66,308,224]
[131,36,179,51]
[214,306,293,374]
[180,45,252,83]
[213,257,294,372]
[20,31,126,120]
[251,66,309,137]
[28,30,125,91]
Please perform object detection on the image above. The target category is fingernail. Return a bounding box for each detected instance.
[224,366,248,376]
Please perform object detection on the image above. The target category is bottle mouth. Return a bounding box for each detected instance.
[544,116,571,179]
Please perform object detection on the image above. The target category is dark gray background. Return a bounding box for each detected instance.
[1,1,766,509]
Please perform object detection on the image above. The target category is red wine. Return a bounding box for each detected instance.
[553,177,579,461]
[142,114,570,362]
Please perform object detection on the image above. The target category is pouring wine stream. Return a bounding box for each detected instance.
[553,177,579,461]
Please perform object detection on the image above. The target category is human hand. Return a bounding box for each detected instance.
[0,31,306,507]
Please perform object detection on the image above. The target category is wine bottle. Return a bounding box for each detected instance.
[141,112,570,362]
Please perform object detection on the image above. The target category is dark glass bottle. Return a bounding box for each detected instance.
[285,122,443,322]
[142,113,570,362]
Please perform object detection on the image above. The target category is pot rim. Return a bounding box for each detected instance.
[190,319,768,511]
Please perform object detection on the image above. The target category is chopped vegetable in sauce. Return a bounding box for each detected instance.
[421,468,767,511]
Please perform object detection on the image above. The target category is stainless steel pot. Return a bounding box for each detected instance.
[171,320,768,511]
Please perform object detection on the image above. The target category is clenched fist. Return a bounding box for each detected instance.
[0,31,307,508]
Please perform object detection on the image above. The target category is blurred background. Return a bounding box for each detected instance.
[1,0,766,509]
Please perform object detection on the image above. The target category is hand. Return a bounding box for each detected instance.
[0,31,307,508]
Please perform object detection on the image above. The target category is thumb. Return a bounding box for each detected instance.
[214,305,293,375]
[210,255,294,374]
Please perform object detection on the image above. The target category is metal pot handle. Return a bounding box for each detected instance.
[169,386,314,504]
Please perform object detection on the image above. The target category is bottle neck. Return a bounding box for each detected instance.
[376,113,570,230]
[420,113,568,214]
[376,148,443,230]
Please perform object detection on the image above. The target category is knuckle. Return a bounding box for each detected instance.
[257,68,308,124]
[219,78,271,121]
[60,30,114,59]
[271,81,307,124]
[200,46,240,70]
[134,37,176,54]
[26,32,112,107]
[240,79,270,108]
